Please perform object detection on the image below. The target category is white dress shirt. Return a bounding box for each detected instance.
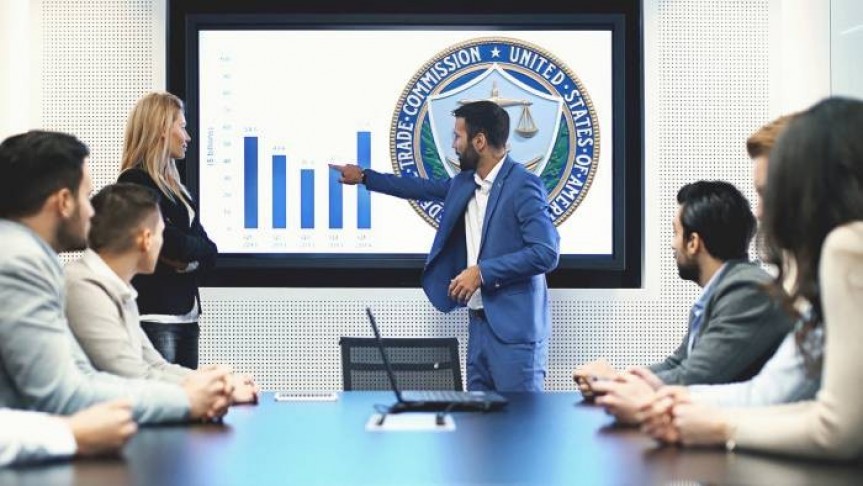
[0,408,76,467]
[465,157,505,310]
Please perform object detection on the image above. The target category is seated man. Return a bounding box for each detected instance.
[65,182,256,402]
[580,116,821,425]
[0,131,231,423]
[1,400,135,467]
[574,181,793,405]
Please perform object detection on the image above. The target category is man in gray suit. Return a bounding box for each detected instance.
[0,131,231,424]
[574,181,793,393]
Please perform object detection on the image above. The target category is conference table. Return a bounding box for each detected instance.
[4,392,862,485]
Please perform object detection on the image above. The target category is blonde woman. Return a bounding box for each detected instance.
[118,92,217,368]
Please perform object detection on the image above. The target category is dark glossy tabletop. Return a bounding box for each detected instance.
[4,392,862,485]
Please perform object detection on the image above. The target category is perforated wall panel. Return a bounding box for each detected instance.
[41,0,158,191]
[40,0,771,392]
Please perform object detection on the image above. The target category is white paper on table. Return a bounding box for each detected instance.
[365,413,456,432]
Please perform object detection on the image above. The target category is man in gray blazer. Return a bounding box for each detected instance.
[0,131,231,424]
[574,181,793,390]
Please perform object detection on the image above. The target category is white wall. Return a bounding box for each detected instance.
[768,0,831,117]
[0,0,35,139]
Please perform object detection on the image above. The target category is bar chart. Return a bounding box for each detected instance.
[197,31,444,254]
[196,30,614,256]
[241,132,372,231]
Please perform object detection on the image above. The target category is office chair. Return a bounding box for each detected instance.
[338,337,463,391]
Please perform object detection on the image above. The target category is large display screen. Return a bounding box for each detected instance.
[171,3,642,287]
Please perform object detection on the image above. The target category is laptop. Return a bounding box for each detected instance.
[365,307,508,412]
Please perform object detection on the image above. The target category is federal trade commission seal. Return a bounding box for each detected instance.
[390,37,600,228]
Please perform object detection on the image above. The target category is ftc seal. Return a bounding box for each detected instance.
[390,37,600,228]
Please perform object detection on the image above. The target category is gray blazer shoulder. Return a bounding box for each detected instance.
[714,260,773,289]
[649,260,793,385]
[0,222,189,423]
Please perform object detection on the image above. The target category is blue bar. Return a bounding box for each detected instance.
[244,137,258,228]
[357,131,371,229]
[301,169,315,229]
[328,165,343,229]
[272,155,287,229]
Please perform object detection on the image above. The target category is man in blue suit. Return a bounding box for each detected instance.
[331,101,560,391]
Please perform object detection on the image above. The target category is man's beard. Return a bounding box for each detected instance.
[676,258,700,283]
[55,205,88,252]
[458,145,479,172]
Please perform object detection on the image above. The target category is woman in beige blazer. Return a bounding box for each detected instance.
[643,97,863,460]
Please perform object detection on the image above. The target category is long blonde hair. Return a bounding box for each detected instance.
[120,92,191,203]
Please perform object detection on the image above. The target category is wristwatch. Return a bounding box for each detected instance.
[360,170,367,185]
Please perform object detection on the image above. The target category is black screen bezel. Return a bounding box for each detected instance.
[168,0,643,288]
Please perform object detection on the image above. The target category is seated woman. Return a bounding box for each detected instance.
[65,183,257,403]
[642,97,863,460]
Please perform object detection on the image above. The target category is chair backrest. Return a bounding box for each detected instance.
[338,337,463,391]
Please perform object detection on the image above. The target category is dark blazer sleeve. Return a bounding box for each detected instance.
[652,272,793,386]
[162,216,218,269]
[117,169,217,267]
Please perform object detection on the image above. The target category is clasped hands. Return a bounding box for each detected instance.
[573,361,663,425]
[572,361,731,446]
[182,365,261,422]
[159,256,198,273]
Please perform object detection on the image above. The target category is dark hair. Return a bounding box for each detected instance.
[89,183,161,253]
[676,180,757,261]
[452,100,510,149]
[763,97,863,359]
[0,130,89,218]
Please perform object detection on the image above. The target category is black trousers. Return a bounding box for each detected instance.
[141,321,200,369]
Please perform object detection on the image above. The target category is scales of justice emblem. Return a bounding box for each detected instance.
[391,37,600,228]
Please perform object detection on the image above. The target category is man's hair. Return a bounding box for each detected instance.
[677,180,757,261]
[89,183,161,253]
[746,114,797,159]
[0,131,89,218]
[452,100,510,149]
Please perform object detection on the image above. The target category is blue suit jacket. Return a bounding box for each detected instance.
[365,157,560,344]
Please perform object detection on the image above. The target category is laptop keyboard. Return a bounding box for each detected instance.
[402,391,486,402]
